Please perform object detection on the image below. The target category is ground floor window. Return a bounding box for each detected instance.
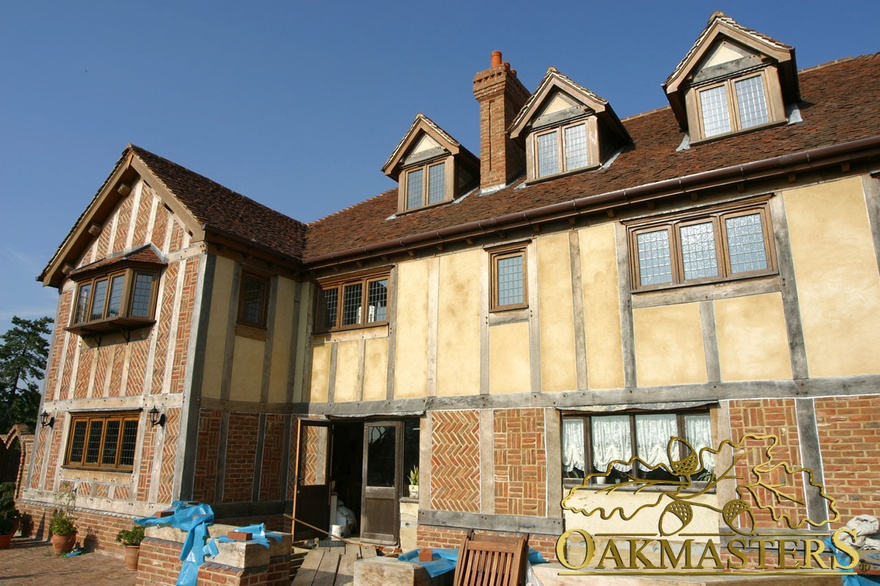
[65,412,139,471]
[562,410,713,486]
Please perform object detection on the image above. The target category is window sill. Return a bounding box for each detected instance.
[61,465,133,476]
[235,323,267,341]
[312,323,390,343]
[488,307,529,326]
[66,317,155,337]
[632,270,778,295]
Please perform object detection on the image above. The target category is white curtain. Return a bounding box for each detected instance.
[635,414,677,471]
[561,419,585,474]
[685,414,714,472]
[592,416,632,472]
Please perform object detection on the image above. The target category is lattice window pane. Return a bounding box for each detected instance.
[726,213,768,273]
[637,230,673,286]
[537,132,559,177]
[367,279,387,323]
[90,279,108,321]
[120,420,138,467]
[342,283,363,326]
[69,420,88,464]
[564,124,589,171]
[322,287,339,330]
[85,420,103,464]
[427,162,445,204]
[130,273,154,317]
[407,168,423,209]
[496,255,524,306]
[240,276,265,324]
[106,274,125,318]
[74,284,92,324]
[700,86,731,137]
[680,222,719,280]
[102,419,120,466]
[735,76,769,129]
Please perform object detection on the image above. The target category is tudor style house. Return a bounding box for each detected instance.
[22,12,880,559]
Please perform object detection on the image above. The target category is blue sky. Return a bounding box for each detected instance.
[1,1,878,335]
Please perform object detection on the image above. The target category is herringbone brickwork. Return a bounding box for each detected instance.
[150,194,169,246]
[126,339,149,396]
[93,344,109,397]
[157,408,180,503]
[44,412,65,490]
[431,410,481,513]
[169,257,198,395]
[494,408,547,517]
[138,423,156,501]
[111,193,133,255]
[131,187,152,246]
[109,343,125,396]
[60,330,76,399]
[150,262,178,394]
[194,409,222,502]
[73,345,93,399]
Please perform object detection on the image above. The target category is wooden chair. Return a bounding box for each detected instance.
[452,529,530,586]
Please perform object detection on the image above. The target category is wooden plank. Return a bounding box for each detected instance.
[360,544,378,558]
[311,550,341,586]
[292,550,324,586]
[336,554,357,585]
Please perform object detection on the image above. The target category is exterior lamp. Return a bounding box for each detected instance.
[148,407,165,428]
[40,410,54,428]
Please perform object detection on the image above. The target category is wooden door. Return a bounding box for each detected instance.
[360,421,401,544]
[292,419,331,541]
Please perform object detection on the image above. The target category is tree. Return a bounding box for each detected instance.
[0,316,53,433]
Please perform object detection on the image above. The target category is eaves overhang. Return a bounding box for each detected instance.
[304,135,880,269]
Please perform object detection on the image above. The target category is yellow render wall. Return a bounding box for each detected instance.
[437,250,481,396]
[229,336,264,401]
[579,223,625,389]
[537,233,577,392]
[310,345,331,403]
[784,177,880,377]
[267,276,296,403]
[201,256,235,399]
[334,340,360,402]
[633,303,707,386]
[715,293,792,381]
[489,322,531,394]
[362,338,388,401]
[394,260,430,398]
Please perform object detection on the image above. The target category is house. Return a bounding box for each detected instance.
[22,11,880,560]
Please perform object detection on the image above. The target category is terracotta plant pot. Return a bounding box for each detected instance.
[124,545,140,570]
[0,533,11,549]
[51,531,77,555]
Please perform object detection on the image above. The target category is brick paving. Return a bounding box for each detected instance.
[0,537,136,586]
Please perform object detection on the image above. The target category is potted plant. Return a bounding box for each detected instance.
[407,466,419,499]
[50,481,77,554]
[0,482,21,549]
[116,524,145,570]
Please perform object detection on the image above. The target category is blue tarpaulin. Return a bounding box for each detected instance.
[398,547,546,578]
[203,523,283,558]
[135,501,214,586]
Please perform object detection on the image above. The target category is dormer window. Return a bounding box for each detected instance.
[383,113,479,214]
[663,12,799,143]
[509,68,631,183]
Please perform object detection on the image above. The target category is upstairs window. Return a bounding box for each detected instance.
[697,73,770,138]
[65,412,139,472]
[405,161,447,210]
[535,122,590,178]
[628,200,775,290]
[238,272,269,328]
[318,272,389,332]
[69,268,159,335]
[490,245,528,311]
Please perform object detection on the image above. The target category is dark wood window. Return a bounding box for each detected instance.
[238,272,269,328]
[317,272,389,332]
[696,71,772,140]
[628,199,775,291]
[404,161,447,210]
[562,410,713,487]
[65,412,139,471]
[490,245,528,311]
[69,269,160,335]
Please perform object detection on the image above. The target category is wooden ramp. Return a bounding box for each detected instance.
[292,540,378,586]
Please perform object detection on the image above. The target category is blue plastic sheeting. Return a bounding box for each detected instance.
[135,501,215,586]
[203,523,283,558]
[825,537,880,586]
[398,547,546,578]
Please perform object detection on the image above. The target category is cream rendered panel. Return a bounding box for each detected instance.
[633,303,707,387]
[715,293,792,382]
[412,134,441,154]
[334,340,360,403]
[580,224,625,389]
[543,93,573,115]
[229,337,265,402]
[489,322,531,394]
[201,256,235,399]
[267,276,296,403]
[394,259,430,398]
[537,233,577,392]
[702,41,751,68]
[362,338,389,402]
[436,250,481,397]
[785,177,880,376]
[310,345,331,403]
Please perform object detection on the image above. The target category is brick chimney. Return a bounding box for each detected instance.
[473,51,530,191]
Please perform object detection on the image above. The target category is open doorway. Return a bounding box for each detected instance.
[330,420,364,533]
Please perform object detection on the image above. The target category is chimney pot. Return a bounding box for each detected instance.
[491,51,502,67]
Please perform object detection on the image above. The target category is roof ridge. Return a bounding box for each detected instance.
[621,105,672,122]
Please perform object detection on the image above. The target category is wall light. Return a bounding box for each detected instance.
[40,410,54,428]
[148,407,166,428]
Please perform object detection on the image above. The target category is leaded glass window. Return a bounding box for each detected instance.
[537,132,559,177]
[700,85,731,137]
[65,412,140,471]
[130,273,154,317]
[107,274,125,318]
[427,163,445,204]
[564,124,589,171]
[726,213,768,274]
[636,230,673,286]
[680,222,719,280]
[406,168,424,210]
[342,283,363,326]
[90,279,108,321]
[735,76,769,129]
[319,273,390,331]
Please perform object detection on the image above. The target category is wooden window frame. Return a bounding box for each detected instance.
[316,270,391,333]
[401,159,451,212]
[68,268,160,335]
[64,411,140,472]
[627,199,776,292]
[237,271,270,329]
[562,409,713,489]
[489,244,528,312]
[689,67,784,142]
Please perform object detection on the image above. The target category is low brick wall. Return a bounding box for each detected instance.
[18,500,141,558]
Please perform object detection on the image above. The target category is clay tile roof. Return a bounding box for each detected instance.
[304,54,880,262]
[130,145,307,262]
[69,244,166,278]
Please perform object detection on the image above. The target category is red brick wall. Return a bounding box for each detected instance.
[136,536,184,585]
[494,408,547,517]
[150,261,178,395]
[157,408,181,503]
[224,413,260,503]
[260,415,285,502]
[19,501,138,557]
[431,411,481,513]
[194,410,222,503]
[815,395,880,524]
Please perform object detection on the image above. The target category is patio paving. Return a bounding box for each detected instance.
[0,536,136,585]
